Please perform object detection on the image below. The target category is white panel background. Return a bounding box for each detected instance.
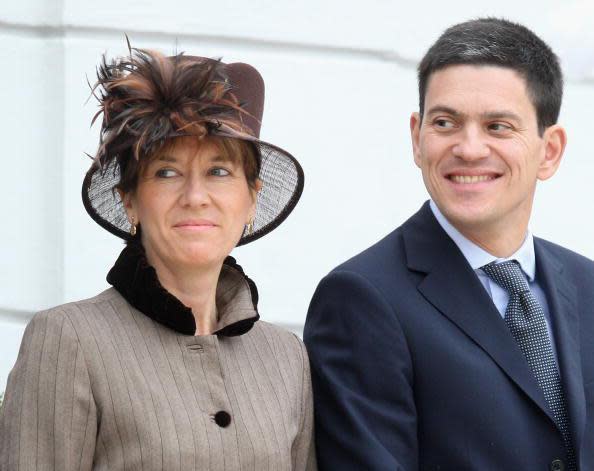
[1,1,593,391]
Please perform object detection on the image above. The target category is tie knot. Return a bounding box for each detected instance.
[481,260,530,295]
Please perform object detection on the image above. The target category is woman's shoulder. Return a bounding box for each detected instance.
[252,319,303,341]
[39,287,120,313]
[248,320,309,364]
[13,289,126,378]
[246,321,312,404]
[28,287,124,330]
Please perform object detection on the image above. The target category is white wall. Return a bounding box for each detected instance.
[2,1,594,391]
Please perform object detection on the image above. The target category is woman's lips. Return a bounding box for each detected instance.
[173,220,217,230]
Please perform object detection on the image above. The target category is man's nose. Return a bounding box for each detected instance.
[452,125,490,160]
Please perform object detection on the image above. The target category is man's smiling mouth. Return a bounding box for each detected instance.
[448,174,497,184]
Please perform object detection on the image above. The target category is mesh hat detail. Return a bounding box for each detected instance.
[82,46,303,246]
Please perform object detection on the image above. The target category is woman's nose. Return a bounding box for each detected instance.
[179,174,210,207]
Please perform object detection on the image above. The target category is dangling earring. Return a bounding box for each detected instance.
[130,216,137,237]
[246,218,254,236]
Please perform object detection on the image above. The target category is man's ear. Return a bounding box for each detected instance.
[410,112,422,168]
[538,124,567,181]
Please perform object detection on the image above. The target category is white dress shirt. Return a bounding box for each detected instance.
[429,200,559,362]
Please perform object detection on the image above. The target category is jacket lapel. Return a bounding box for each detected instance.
[402,202,556,426]
[534,240,585,453]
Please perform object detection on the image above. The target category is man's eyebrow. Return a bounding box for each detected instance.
[425,105,464,118]
[481,111,523,122]
[425,106,523,123]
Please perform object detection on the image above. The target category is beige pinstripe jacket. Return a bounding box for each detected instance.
[0,246,316,471]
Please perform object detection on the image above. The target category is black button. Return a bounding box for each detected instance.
[550,459,565,471]
[214,411,231,427]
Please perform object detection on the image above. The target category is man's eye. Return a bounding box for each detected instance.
[210,167,230,177]
[488,122,511,132]
[434,119,455,128]
[155,168,179,178]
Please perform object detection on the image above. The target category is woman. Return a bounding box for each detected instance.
[0,46,315,470]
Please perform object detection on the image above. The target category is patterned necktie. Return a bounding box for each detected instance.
[481,260,575,469]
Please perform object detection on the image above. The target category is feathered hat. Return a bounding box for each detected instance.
[82,45,303,245]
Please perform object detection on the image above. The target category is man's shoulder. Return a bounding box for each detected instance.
[329,203,434,279]
[333,226,405,276]
[535,236,594,293]
[535,236,594,272]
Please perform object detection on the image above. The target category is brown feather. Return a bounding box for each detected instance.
[90,44,251,171]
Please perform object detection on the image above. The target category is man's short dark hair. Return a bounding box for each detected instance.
[418,18,563,134]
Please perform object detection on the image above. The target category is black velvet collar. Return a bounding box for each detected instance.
[106,242,260,336]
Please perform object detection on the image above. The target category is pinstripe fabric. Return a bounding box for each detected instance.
[0,285,315,470]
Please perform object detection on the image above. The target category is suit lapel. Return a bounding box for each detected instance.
[534,240,585,453]
[402,203,556,425]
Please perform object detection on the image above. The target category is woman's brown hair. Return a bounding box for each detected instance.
[116,136,260,195]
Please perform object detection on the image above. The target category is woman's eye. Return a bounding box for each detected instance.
[210,167,230,177]
[155,168,179,178]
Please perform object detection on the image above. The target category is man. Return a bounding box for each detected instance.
[304,18,594,470]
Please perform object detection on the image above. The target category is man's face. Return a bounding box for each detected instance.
[410,65,564,242]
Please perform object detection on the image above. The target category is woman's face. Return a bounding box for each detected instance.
[124,137,259,273]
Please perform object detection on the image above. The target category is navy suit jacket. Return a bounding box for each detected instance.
[304,202,594,470]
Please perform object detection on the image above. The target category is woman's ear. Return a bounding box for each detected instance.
[250,178,262,204]
[248,179,262,221]
[117,188,136,222]
[254,178,263,194]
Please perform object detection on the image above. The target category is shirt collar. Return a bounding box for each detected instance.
[429,200,535,281]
